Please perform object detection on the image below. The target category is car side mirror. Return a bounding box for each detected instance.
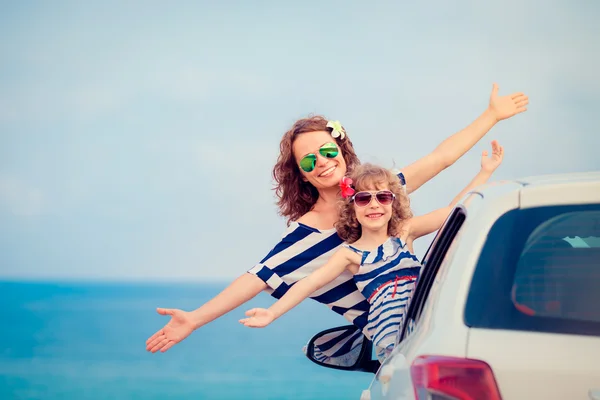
[304,325,380,374]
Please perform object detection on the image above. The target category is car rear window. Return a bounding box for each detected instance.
[464,204,600,337]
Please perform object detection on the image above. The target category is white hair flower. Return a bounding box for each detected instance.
[326,120,346,140]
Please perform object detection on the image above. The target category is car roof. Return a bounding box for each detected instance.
[465,171,600,211]
[515,171,600,187]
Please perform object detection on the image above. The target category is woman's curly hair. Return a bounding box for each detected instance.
[273,115,360,224]
[335,163,412,243]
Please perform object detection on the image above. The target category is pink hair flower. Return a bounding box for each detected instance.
[340,177,355,199]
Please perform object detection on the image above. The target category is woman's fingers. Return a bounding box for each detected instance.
[146,329,163,346]
[150,338,170,353]
[146,332,166,351]
[160,341,176,353]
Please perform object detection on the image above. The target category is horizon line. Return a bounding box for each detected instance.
[0,276,236,285]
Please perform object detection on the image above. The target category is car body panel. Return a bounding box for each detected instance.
[467,329,600,400]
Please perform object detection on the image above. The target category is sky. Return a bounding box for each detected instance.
[1,1,599,281]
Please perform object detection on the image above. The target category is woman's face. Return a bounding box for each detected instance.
[293,131,347,190]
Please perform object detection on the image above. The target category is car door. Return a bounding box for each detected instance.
[398,205,467,343]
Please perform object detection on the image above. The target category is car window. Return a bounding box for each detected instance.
[398,206,467,342]
[465,205,600,336]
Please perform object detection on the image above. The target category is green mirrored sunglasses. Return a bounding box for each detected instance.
[299,142,340,173]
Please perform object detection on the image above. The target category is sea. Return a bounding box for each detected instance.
[0,281,373,400]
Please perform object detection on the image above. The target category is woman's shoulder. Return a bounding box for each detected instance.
[295,211,319,227]
[294,211,337,233]
[280,219,338,241]
[390,169,407,187]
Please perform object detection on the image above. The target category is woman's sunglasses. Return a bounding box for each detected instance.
[299,142,339,173]
[351,190,395,207]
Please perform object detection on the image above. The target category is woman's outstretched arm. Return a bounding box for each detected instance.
[400,83,527,194]
[146,272,266,353]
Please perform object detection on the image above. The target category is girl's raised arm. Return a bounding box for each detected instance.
[405,140,504,241]
[239,248,353,328]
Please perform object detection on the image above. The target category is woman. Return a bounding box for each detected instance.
[146,83,528,353]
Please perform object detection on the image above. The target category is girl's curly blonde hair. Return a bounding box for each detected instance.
[335,163,412,243]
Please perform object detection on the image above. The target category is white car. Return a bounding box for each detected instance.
[305,172,600,400]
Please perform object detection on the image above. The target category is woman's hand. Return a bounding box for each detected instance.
[488,83,529,121]
[481,140,504,173]
[145,308,196,353]
[239,308,276,328]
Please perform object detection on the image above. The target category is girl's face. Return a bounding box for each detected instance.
[352,183,394,232]
[293,131,347,190]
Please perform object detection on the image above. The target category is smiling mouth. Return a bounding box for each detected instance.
[366,213,383,219]
[318,165,336,177]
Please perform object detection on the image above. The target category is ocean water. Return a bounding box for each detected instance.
[0,281,373,400]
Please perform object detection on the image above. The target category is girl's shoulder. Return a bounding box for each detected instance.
[341,242,366,255]
[337,244,363,270]
[395,220,413,241]
[391,234,417,256]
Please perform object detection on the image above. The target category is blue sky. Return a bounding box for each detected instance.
[1,1,599,281]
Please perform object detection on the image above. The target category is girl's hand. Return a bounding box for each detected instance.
[488,83,529,121]
[146,308,196,353]
[481,140,504,173]
[239,308,276,328]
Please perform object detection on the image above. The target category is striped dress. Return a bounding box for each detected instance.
[345,237,422,360]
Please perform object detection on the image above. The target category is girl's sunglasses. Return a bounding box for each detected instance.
[351,190,395,207]
[299,142,339,173]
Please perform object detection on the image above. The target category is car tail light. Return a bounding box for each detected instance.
[410,355,502,400]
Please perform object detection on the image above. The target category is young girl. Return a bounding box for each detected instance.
[239,142,504,359]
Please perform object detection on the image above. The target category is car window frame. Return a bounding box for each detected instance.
[464,204,600,337]
[399,206,467,342]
